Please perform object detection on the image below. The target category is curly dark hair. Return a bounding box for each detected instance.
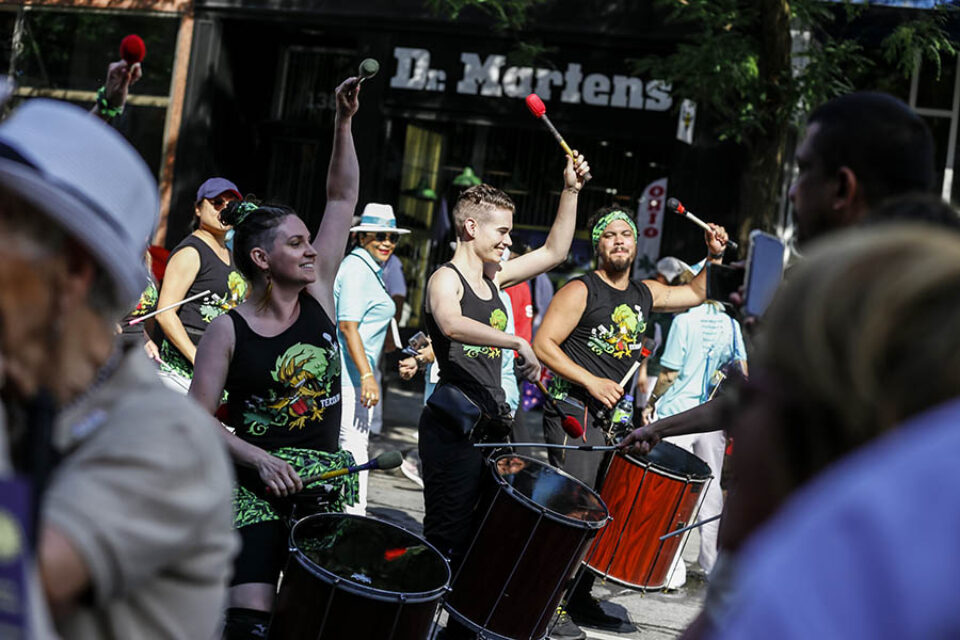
[586,205,631,236]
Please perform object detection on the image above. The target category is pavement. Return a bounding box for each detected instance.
[366,385,708,640]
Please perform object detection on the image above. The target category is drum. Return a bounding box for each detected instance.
[584,441,712,590]
[268,513,450,640]
[445,454,609,640]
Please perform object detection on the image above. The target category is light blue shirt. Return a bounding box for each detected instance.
[381,254,407,298]
[713,398,960,640]
[498,288,519,415]
[657,302,747,418]
[334,248,396,387]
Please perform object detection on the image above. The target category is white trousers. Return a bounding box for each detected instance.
[369,369,384,435]
[339,382,373,515]
[664,429,726,587]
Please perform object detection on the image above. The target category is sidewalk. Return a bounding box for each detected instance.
[367,386,706,640]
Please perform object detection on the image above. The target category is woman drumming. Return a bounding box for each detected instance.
[156,177,248,390]
[334,203,409,515]
[189,77,360,638]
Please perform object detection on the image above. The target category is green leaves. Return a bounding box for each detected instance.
[883,11,958,80]
[425,0,548,31]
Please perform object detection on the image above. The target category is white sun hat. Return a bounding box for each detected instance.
[656,256,693,282]
[350,203,410,234]
[0,99,159,307]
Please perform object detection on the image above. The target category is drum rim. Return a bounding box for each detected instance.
[618,441,712,480]
[489,453,610,529]
[287,512,451,603]
[443,602,546,640]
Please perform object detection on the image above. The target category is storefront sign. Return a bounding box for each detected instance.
[390,47,672,111]
[634,178,668,276]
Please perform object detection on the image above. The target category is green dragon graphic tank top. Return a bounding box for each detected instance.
[224,292,341,452]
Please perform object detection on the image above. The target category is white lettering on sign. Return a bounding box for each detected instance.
[635,178,669,276]
[390,47,432,90]
[390,47,672,111]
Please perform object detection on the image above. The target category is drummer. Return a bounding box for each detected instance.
[532,205,728,632]
[421,154,590,639]
[189,76,361,638]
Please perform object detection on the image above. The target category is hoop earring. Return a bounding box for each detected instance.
[257,270,273,311]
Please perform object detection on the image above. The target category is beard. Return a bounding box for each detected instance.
[602,251,634,273]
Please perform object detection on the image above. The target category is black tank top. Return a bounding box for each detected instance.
[224,293,341,452]
[167,235,248,344]
[549,271,653,403]
[425,263,507,414]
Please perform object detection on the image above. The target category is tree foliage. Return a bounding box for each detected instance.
[632,0,957,145]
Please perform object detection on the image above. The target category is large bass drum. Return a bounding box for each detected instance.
[585,441,712,590]
[268,513,450,639]
[445,454,609,640]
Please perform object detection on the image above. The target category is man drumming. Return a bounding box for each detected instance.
[533,206,728,632]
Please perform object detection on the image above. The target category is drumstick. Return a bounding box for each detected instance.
[474,442,617,452]
[127,289,212,325]
[533,379,584,439]
[619,360,642,388]
[666,198,739,251]
[658,513,722,540]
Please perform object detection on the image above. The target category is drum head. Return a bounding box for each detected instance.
[624,440,711,479]
[492,454,608,527]
[290,513,450,598]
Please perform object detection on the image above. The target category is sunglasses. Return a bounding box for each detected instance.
[208,196,235,209]
[371,232,400,243]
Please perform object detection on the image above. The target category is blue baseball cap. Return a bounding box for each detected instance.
[195,177,241,204]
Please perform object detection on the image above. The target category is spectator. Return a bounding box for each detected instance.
[334,203,409,514]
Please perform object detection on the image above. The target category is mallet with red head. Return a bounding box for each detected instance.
[525,93,593,183]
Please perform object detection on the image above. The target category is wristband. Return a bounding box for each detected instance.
[708,250,724,260]
[563,186,580,195]
[96,86,124,119]
[361,372,374,380]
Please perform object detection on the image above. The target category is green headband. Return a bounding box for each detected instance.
[233,201,259,226]
[591,210,637,247]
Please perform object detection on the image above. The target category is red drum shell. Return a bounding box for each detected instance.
[585,442,711,590]
[446,454,609,640]
[269,513,450,640]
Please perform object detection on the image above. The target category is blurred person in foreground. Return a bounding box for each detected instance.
[623,90,938,461]
[0,97,236,637]
[618,91,940,638]
[710,224,960,639]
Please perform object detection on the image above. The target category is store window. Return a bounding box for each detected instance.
[388,115,666,326]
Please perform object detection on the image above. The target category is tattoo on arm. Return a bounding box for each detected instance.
[660,286,673,309]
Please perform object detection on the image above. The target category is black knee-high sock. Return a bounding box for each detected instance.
[223,607,271,640]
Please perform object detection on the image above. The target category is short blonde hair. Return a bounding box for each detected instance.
[452,184,515,234]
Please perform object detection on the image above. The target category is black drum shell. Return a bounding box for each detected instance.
[446,454,609,640]
[268,513,450,640]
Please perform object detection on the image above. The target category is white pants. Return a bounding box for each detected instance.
[664,429,726,587]
[340,382,373,515]
[369,369,384,436]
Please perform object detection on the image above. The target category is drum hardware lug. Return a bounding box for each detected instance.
[674,522,687,531]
